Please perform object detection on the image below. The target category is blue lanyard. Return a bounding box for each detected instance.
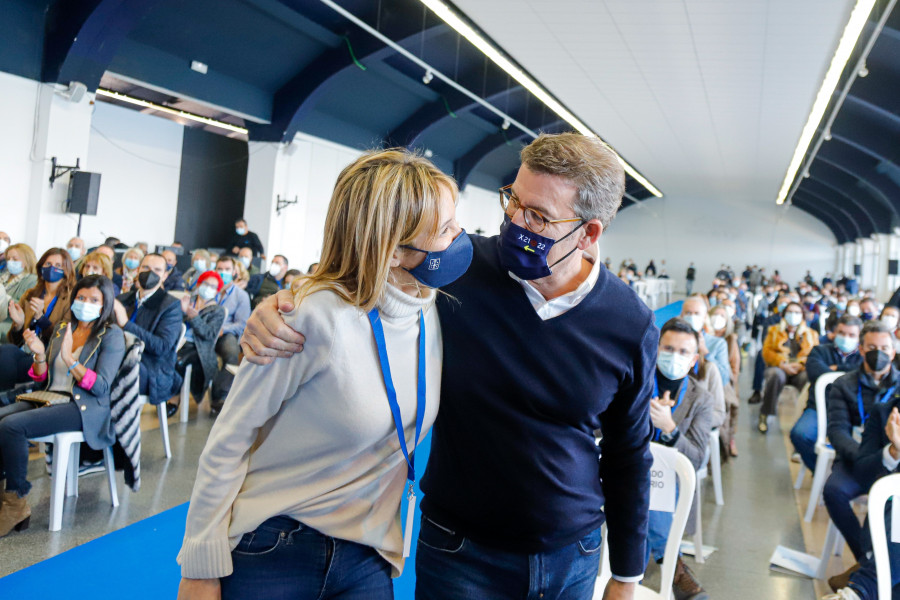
[32,294,58,336]
[129,295,141,323]
[652,376,687,441]
[857,382,897,425]
[217,285,234,306]
[366,308,426,484]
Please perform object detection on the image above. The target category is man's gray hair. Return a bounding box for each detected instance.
[862,320,894,339]
[520,132,626,230]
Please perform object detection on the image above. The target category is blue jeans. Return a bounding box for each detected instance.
[823,461,865,560]
[849,500,900,599]
[790,408,818,472]
[415,515,603,600]
[752,352,765,392]
[645,510,674,564]
[221,516,393,600]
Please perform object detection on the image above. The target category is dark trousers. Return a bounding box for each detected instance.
[762,367,808,416]
[221,516,393,600]
[176,342,205,399]
[849,500,900,599]
[823,460,865,560]
[0,401,82,496]
[0,346,34,391]
[211,334,240,409]
[415,515,603,600]
[752,352,766,392]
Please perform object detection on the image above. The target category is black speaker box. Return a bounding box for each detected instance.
[854,264,862,276]
[890,260,899,276]
[67,171,101,215]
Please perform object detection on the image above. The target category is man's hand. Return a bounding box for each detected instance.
[240,290,304,365]
[177,577,220,600]
[830,365,838,371]
[231,246,240,255]
[602,579,635,600]
[649,391,676,434]
[887,408,900,460]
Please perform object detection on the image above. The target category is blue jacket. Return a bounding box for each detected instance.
[804,343,863,411]
[827,367,900,465]
[853,394,900,489]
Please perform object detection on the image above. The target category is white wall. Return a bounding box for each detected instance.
[596,195,837,291]
[83,101,183,249]
[0,71,40,242]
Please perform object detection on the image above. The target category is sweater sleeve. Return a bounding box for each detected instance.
[177,297,337,579]
[827,376,860,464]
[598,316,657,579]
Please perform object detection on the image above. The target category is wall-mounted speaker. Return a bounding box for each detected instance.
[853,264,861,277]
[889,260,899,276]
[67,171,101,215]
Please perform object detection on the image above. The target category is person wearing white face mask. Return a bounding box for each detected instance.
[0,244,38,340]
[0,275,125,538]
[237,247,258,275]
[183,249,212,291]
[710,305,741,457]
[880,305,900,356]
[646,317,714,600]
[251,254,289,309]
[168,271,226,418]
[229,218,265,259]
[65,237,86,265]
[208,257,251,414]
[680,296,728,431]
[759,301,820,433]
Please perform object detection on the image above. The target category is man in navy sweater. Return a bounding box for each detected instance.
[789,315,863,471]
[241,133,656,599]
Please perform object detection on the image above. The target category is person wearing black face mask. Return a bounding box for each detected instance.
[113,253,183,407]
[821,320,899,589]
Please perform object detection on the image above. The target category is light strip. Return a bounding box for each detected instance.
[417,0,663,198]
[776,0,878,205]
[95,88,249,135]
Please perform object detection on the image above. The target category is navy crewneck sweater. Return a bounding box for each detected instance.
[421,235,658,578]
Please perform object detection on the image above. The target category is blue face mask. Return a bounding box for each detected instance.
[6,260,23,276]
[124,258,140,270]
[861,312,875,321]
[236,227,247,236]
[41,265,65,283]
[836,302,847,311]
[498,215,584,280]
[71,300,102,323]
[217,271,233,286]
[67,247,82,261]
[193,260,207,272]
[402,230,473,288]
[834,335,858,355]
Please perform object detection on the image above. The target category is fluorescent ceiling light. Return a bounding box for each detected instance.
[95,88,248,135]
[418,0,662,198]
[776,0,878,205]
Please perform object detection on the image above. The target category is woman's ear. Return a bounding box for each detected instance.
[390,247,403,268]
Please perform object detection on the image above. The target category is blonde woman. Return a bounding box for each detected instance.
[177,149,472,600]
[0,244,38,339]
[116,246,144,293]
[709,304,741,457]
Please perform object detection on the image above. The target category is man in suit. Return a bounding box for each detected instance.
[113,253,183,405]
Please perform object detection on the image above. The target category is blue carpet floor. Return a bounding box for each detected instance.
[1,300,681,598]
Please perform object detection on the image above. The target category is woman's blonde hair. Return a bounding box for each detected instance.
[81,251,114,279]
[294,148,457,312]
[6,243,37,274]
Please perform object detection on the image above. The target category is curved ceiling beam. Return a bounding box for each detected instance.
[803,173,882,234]
[42,0,164,88]
[455,119,567,190]
[791,197,851,244]
[814,152,899,225]
[792,191,857,242]
[387,85,524,148]
[248,21,448,142]
[794,185,868,239]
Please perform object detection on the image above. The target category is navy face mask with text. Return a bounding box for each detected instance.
[498,215,584,280]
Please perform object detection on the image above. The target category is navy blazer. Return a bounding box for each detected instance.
[853,395,900,490]
[827,367,900,465]
[41,321,125,449]
[118,287,182,405]
[804,343,863,411]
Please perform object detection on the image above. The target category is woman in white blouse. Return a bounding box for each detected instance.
[177,149,472,600]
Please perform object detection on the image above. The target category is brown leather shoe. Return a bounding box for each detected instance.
[672,556,709,600]
[748,391,762,404]
[828,563,861,592]
[0,490,31,538]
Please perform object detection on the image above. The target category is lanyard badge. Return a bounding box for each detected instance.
[367,308,426,558]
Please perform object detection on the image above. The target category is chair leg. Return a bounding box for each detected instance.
[103,446,119,508]
[794,466,806,490]
[48,440,71,532]
[817,521,840,579]
[710,434,724,506]
[180,364,191,424]
[693,479,705,564]
[805,454,832,522]
[66,441,80,498]
[157,403,172,459]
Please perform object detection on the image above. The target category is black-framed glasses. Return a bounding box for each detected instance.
[499,185,582,234]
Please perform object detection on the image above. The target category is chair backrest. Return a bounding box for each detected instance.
[596,443,697,599]
[815,371,845,447]
[175,323,187,352]
[867,473,900,600]
[819,310,830,336]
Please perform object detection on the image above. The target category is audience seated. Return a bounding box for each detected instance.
[283,269,302,288]
[789,315,864,472]
[646,317,714,600]
[237,247,257,275]
[229,218,265,258]
[759,301,818,433]
[113,253,182,406]
[168,271,226,417]
[114,246,144,294]
[681,295,732,387]
[0,244,38,339]
[208,256,250,414]
[232,258,250,291]
[0,274,125,538]
[307,262,319,275]
[0,231,9,273]
[65,237,85,265]
[182,249,211,291]
[859,298,878,323]
[709,304,741,457]
[0,248,77,390]
[823,320,899,591]
[161,249,186,292]
[251,254,289,309]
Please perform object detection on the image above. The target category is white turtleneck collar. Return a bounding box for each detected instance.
[377,282,435,320]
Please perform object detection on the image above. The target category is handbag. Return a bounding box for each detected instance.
[16,390,73,407]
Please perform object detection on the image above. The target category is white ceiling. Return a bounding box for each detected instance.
[452,0,856,202]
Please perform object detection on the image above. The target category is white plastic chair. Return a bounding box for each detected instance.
[138,323,187,459]
[802,371,844,522]
[31,432,118,531]
[595,443,697,599]
[709,428,724,506]
[179,308,227,423]
[868,473,900,600]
